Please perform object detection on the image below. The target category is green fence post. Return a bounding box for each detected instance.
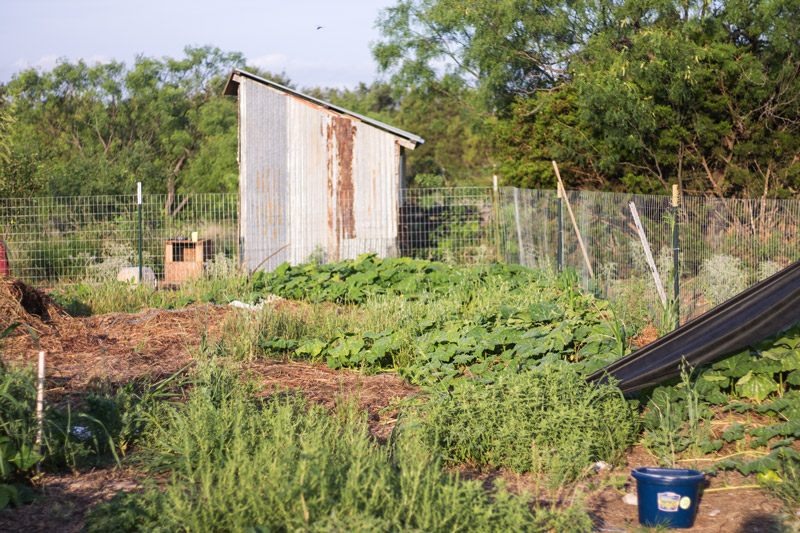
[138,182,143,283]
[493,174,502,263]
[672,185,680,327]
[557,187,564,272]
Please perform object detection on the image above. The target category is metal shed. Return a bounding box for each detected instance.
[223,69,424,272]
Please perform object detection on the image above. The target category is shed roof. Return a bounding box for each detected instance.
[223,68,424,149]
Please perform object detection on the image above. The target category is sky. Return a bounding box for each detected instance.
[1,0,399,90]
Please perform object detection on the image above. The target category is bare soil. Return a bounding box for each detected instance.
[0,278,794,532]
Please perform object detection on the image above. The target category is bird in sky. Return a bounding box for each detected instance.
[316,25,324,30]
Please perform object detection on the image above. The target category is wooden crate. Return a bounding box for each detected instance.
[164,238,213,285]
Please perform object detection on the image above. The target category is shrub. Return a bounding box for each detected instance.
[86,361,594,532]
[699,254,749,306]
[411,363,639,486]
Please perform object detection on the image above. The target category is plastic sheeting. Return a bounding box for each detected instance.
[588,260,800,393]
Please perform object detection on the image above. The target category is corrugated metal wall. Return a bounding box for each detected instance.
[239,80,289,272]
[239,78,402,271]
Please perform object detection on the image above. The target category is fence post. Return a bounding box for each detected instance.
[513,188,524,265]
[672,184,680,326]
[557,187,564,272]
[492,175,502,263]
[137,182,143,283]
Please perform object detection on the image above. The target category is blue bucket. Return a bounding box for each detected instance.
[632,467,705,528]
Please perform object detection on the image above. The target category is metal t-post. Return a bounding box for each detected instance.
[557,187,564,272]
[138,182,143,283]
[672,185,680,327]
[493,175,502,263]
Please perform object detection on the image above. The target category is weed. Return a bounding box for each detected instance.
[410,363,639,487]
[642,366,717,466]
[699,254,749,307]
[766,453,800,512]
[87,363,594,532]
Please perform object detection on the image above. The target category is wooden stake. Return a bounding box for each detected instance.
[629,202,668,307]
[551,161,594,278]
[36,350,45,475]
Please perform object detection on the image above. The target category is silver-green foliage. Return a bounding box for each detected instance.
[699,254,749,306]
[412,364,639,486]
[86,361,593,532]
[758,260,782,282]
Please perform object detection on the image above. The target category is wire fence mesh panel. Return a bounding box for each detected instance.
[496,187,557,270]
[680,195,800,320]
[398,187,496,263]
[0,194,238,287]
[3,187,800,323]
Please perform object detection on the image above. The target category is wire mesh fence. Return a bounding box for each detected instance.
[2,186,799,325]
[0,194,238,285]
[399,187,497,263]
[497,188,800,322]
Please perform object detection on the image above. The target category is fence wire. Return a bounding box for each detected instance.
[498,188,800,321]
[2,187,799,324]
[0,194,238,284]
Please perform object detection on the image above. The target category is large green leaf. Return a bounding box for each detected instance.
[713,350,752,378]
[736,371,779,402]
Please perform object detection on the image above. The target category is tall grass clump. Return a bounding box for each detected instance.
[86,360,593,532]
[50,270,255,316]
[411,363,639,486]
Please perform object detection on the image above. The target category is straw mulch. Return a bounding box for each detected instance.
[0,276,419,426]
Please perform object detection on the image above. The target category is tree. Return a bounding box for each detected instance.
[2,46,245,202]
[376,0,800,197]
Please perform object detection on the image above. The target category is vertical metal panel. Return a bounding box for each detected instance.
[286,97,333,264]
[239,79,289,272]
[348,122,399,259]
[239,80,406,270]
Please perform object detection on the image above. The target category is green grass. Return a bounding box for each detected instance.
[408,363,640,487]
[49,274,255,316]
[85,359,594,532]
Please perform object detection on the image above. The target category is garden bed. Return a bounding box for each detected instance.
[1,260,798,531]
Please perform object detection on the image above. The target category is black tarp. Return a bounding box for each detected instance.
[587,259,800,393]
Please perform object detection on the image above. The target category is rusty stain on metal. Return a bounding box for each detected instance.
[332,115,356,240]
[234,73,422,270]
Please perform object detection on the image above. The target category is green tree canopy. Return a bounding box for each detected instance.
[375,0,800,196]
[1,46,246,200]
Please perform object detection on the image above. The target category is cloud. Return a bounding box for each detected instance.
[86,55,111,65]
[33,55,59,70]
[11,54,112,72]
[11,54,59,72]
[249,53,289,71]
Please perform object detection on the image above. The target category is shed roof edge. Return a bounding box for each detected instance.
[223,69,424,148]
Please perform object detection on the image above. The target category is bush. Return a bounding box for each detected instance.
[411,363,639,486]
[699,254,749,306]
[86,361,594,532]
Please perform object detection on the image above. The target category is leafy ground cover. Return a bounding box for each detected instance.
[255,255,629,386]
[4,257,800,530]
[251,255,800,522]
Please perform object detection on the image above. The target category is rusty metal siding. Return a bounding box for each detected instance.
[239,79,289,271]
[238,77,409,270]
[346,123,399,259]
[286,97,332,264]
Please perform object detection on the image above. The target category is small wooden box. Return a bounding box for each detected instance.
[164,238,213,285]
